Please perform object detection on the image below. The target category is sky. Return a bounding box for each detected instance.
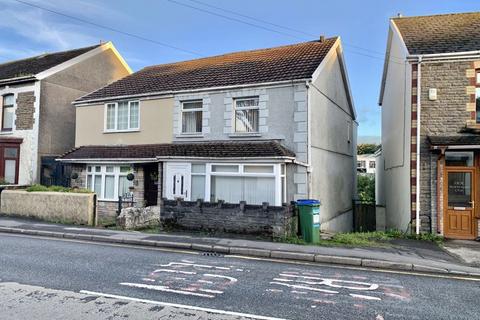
[1,0,479,143]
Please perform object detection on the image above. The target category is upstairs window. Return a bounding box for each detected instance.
[2,94,14,131]
[476,71,480,123]
[181,101,203,134]
[234,97,259,133]
[105,101,139,132]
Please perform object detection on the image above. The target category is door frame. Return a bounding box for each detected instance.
[165,162,191,201]
[443,166,477,239]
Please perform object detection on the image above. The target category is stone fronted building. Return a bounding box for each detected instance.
[0,43,131,185]
[378,12,480,239]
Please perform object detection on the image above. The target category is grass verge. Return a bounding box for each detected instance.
[277,230,444,247]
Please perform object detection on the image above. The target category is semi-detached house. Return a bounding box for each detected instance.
[60,37,357,231]
[0,43,131,186]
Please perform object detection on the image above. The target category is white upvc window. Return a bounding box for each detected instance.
[181,100,203,134]
[234,97,259,133]
[207,163,281,205]
[105,101,140,132]
[86,165,133,200]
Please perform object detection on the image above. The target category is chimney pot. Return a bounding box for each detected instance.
[319,35,325,42]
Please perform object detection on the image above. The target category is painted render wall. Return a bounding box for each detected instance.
[171,84,308,202]
[380,27,412,232]
[0,81,40,185]
[39,47,131,156]
[309,47,357,232]
[75,97,174,147]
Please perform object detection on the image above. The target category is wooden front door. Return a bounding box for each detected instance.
[444,168,476,239]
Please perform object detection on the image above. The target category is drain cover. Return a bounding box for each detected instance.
[201,252,224,257]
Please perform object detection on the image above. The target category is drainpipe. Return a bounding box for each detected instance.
[415,57,422,235]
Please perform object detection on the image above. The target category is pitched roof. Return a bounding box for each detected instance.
[76,38,338,102]
[59,141,295,161]
[393,12,480,55]
[0,44,101,82]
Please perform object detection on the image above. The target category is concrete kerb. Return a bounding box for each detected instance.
[0,227,478,277]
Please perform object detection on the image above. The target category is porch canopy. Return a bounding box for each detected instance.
[58,140,295,163]
[428,135,480,150]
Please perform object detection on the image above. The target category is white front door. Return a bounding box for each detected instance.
[166,163,191,200]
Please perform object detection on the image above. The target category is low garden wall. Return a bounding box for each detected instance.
[0,190,96,226]
[159,199,296,238]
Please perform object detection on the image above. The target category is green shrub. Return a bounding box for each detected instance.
[357,175,375,202]
[26,184,92,194]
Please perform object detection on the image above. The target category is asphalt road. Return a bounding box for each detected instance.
[0,233,479,320]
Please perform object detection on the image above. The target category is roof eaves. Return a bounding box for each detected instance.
[73,78,311,105]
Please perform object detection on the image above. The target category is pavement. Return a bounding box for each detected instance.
[0,216,478,277]
[442,240,480,267]
[1,233,479,319]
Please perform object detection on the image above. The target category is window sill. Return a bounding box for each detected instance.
[103,129,140,134]
[176,133,204,138]
[229,133,262,138]
[0,131,13,135]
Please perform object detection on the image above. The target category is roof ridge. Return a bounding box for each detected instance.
[141,37,338,71]
[392,11,480,21]
[0,43,102,68]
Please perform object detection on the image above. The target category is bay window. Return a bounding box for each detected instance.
[86,165,133,200]
[234,97,259,133]
[181,101,203,134]
[105,101,139,132]
[209,164,278,205]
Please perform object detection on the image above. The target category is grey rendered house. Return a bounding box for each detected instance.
[60,37,357,231]
[378,12,480,239]
[0,42,131,185]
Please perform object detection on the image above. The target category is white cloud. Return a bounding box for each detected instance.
[0,0,130,60]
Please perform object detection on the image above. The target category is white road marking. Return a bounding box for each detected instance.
[159,262,231,270]
[204,274,238,283]
[279,274,379,290]
[198,280,213,284]
[269,282,338,294]
[80,290,287,320]
[349,294,382,301]
[119,282,215,298]
[142,278,155,282]
[153,269,196,275]
[198,288,224,294]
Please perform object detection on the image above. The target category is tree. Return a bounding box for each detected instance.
[357,144,380,155]
[357,175,375,203]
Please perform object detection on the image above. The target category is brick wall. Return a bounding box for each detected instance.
[15,91,35,130]
[416,60,474,232]
[160,199,296,238]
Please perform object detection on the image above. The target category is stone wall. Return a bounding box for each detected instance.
[0,189,95,225]
[417,60,476,233]
[160,199,296,238]
[15,91,35,130]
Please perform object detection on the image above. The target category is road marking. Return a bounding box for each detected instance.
[153,269,196,275]
[269,282,338,294]
[204,274,238,283]
[159,262,231,270]
[119,282,215,298]
[2,233,479,283]
[80,290,287,320]
[350,293,382,301]
[277,274,379,290]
